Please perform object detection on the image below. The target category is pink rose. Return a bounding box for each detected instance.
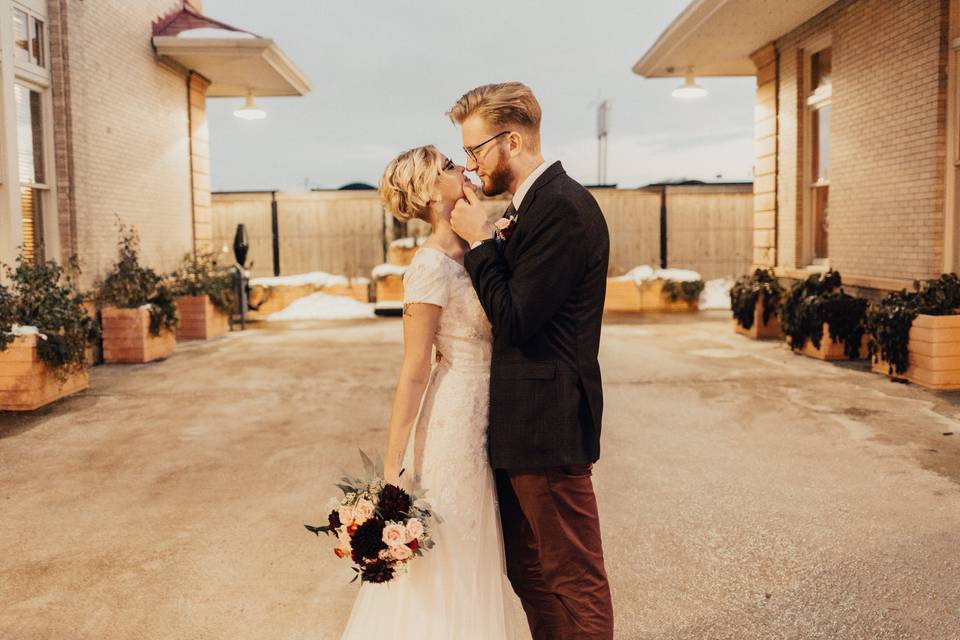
[382,523,408,547]
[405,518,424,541]
[337,505,354,525]
[390,544,413,561]
[353,498,375,524]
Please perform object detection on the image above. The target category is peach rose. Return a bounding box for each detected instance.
[338,504,354,525]
[390,543,413,561]
[353,498,375,524]
[405,518,424,541]
[382,523,408,547]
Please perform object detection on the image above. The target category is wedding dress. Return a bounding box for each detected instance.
[340,247,522,640]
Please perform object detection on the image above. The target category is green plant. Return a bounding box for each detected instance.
[730,268,784,330]
[1,255,97,379]
[95,223,178,335]
[780,270,867,359]
[866,273,960,375]
[171,252,236,315]
[662,279,705,304]
[0,283,16,352]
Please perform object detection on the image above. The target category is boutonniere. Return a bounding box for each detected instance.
[494,215,518,242]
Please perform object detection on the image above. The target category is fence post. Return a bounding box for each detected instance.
[659,185,668,269]
[270,191,280,276]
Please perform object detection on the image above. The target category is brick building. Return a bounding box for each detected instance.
[634,0,957,295]
[0,0,309,288]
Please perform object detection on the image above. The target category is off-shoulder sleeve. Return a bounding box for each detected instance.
[402,249,449,308]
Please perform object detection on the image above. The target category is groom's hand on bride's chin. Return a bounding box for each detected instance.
[451,186,494,245]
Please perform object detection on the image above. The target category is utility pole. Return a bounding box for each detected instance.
[596,100,609,186]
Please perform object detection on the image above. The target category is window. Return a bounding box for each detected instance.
[15,84,47,261]
[807,47,832,264]
[13,7,45,68]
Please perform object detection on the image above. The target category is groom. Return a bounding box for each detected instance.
[448,82,613,640]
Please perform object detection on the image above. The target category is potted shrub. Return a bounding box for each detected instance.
[731,268,784,339]
[172,252,235,340]
[780,270,867,361]
[660,279,704,312]
[867,274,960,389]
[0,256,97,411]
[95,224,178,363]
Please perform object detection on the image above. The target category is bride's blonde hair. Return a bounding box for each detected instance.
[378,145,444,222]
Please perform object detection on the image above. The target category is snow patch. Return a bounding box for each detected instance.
[613,265,702,285]
[699,278,734,310]
[266,293,375,321]
[372,263,407,280]
[390,236,426,249]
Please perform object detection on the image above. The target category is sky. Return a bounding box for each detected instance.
[202,0,756,192]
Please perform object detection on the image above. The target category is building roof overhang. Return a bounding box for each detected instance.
[632,0,838,78]
[151,4,310,97]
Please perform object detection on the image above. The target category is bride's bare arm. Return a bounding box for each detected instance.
[383,302,442,485]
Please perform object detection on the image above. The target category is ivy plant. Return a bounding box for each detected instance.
[662,279,705,305]
[866,273,960,375]
[779,270,867,359]
[94,223,178,336]
[730,268,784,330]
[171,252,236,316]
[0,255,97,379]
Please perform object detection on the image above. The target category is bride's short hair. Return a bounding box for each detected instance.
[378,145,444,222]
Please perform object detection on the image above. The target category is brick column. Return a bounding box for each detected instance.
[47,0,78,263]
[188,71,213,254]
[751,43,778,268]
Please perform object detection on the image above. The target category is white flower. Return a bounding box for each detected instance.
[338,505,354,525]
[390,544,413,561]
[382,523,408,547]
[405,518,424,541]
[354,498,375,524]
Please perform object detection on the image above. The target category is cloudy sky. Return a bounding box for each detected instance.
[203,0,756,191]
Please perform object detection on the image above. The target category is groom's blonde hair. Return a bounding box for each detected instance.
[447,82,542,151]
[378,145,444,222]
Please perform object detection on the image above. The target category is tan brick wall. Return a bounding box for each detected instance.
[751,43,778,268]
[775,0,948,281]
[189,72,213,254]
[54,0,194,289]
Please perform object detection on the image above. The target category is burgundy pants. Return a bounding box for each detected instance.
[495,464,614,640]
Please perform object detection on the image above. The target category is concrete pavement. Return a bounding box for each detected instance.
[1,313,958,639]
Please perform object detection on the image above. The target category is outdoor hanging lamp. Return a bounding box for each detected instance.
[234,90,267,120]
[672,69,707,99]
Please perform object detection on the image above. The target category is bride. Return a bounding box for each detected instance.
[339,145,521,639]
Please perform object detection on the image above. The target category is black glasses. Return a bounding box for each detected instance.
[463,131,510,163]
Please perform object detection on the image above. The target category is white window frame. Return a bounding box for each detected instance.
[801,36,833,270]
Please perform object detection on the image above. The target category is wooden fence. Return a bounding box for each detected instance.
[212,184,754,281]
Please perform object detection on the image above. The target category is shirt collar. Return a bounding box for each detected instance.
[511,160,550,211]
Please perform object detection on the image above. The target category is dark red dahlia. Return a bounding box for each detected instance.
[361,559,395,584]
[350,518,386,561]
[378,484,412,521]
[328,509,341,530]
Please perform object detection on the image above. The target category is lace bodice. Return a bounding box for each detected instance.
[403,247,492,372]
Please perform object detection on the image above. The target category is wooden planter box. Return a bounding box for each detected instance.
[375,275,404,303]
[387,244,418,266]
[734,295,782,339]
[175,295,230,341]
[324,281,370,303]
[872,314,960,389]
[101,307,176,364]
[604,278,699,313]
[641,280,699,313]
[0,334,89,411]
[790,323,866,361]
[248,285,319,318]
[604,278,641,312]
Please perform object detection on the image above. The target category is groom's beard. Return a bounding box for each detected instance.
[481,155,513,197]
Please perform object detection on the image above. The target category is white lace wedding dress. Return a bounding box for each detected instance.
[339,247,522,640]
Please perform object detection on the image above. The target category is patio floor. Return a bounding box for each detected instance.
[1,312,958,639]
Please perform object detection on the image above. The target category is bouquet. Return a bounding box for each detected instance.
[305,450,438,584]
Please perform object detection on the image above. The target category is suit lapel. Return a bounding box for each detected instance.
[504,161,565,263]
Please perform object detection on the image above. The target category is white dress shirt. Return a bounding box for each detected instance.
[470,160,551,250]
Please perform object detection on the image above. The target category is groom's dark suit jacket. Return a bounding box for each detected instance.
[465,161,610,470]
